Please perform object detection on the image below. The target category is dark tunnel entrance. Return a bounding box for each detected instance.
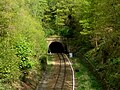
[48,42,65,53]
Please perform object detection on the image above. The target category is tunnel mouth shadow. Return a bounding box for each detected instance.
[48,42,65,53]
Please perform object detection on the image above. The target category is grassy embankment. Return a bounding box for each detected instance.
[0,0,47,90]
[72,58,103,90]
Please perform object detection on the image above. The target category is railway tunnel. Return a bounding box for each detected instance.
[48,42,68,53]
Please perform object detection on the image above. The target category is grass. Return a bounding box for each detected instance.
[47,54,54,65]
[45,54,55,73]
[72,58,103,90]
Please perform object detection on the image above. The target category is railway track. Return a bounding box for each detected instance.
[53,53,66,89]
[37,53,75,90]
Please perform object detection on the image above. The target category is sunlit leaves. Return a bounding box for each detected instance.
[0,0,47,89]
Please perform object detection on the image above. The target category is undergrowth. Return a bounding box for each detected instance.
[0,0,47,89]
[72,58,103,90]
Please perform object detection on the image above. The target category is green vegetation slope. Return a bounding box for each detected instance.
[0,0,47,89]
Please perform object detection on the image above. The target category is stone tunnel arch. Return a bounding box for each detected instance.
[48,41,68,53]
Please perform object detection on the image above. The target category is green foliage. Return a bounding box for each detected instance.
[72,58,103,90]
[83,31,120,89]
[1,0,120,89]
[43,0,78,36]
[0,38,20,82]
[0,0,47,89]
[15,39,32,71]
[44,0,120,89]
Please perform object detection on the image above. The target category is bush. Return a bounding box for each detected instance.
[0,37,20,83]
[0,0,47,89]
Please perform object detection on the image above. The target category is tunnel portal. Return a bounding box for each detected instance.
[48,42,65,53]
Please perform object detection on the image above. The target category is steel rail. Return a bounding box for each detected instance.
[65,54,75,90]
[53,53,66,90]
[53,53,62,89]
[61,53,66,90]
